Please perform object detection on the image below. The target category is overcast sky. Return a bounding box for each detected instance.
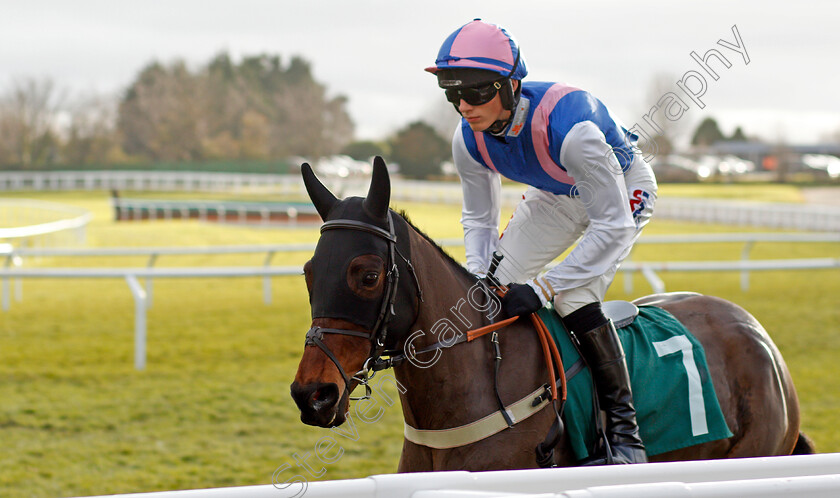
[3,0,839,146]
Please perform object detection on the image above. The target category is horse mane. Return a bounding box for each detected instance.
[396,210,478,283]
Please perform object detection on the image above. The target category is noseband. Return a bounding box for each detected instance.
[304,211,422,400]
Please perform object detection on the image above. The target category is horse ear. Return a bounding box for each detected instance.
[363,156,391,221]
[301,162,338,221]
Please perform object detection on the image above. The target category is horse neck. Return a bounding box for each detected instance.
[406,228,494,336]
[392,228,523,430]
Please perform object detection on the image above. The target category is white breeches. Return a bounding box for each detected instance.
[494,164,657,316]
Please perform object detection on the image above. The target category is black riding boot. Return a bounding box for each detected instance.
[576,320,647,465]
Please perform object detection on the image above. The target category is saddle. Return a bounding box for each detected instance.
[402,299,733,463]
[540,304,733,460]
[602,300,640,328]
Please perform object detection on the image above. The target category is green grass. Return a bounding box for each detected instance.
[0,188,838,497]
[656,183,806,203]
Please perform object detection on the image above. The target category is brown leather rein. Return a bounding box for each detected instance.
[467,311,567,404]
[304,214,567,452]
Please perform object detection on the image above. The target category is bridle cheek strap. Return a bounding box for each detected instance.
[306,211,420,401]
[319,212,399,356]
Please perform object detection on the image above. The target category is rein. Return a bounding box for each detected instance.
[399,306,568,458]
[371,287,567,404]
[392,283,568,463]
[305,214,566,463]
[468,312,567,403]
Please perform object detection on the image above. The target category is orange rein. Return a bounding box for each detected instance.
[465,308,567,403]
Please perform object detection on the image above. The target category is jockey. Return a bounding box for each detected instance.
[426,19,657,465]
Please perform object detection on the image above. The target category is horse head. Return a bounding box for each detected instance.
[291,156,420,427]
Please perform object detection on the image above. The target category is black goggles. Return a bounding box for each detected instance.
[444,80,504,106]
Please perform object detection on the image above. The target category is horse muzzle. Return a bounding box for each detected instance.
[290,381,347,427]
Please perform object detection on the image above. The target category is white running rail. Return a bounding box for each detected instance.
[2,233,837,369]
[0,265,300,370]
[0,199,92,246]
[67,453,840,497]
[1,257,838,370]
[3,170,839,230]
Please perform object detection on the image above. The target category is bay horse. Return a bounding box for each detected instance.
[291,157,812,472]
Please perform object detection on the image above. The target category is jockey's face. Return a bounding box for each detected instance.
[456,80,517,132]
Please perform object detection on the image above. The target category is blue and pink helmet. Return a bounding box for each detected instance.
[425,19,528,85]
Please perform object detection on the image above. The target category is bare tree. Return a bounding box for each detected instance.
[322,95,355,157]
[117,53,354,163]
[421,98,461,143]
[118,61,207,162]
[64,91,121,165]
[0,78,64,167]
[640,73,690,155]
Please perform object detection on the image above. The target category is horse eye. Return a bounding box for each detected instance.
[362,272,379,287]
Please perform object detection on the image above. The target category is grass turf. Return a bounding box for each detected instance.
[0,187,837,497]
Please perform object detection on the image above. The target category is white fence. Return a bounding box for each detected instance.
[70,453,840,497]
[0,170,302,194]
[652,197,840,231]
[3,231,837,303]
[3,259,838,371]
[0,265,301,370]
[625,232,840,292]
[392,184,840,231]
[0,199,92,247]
[1,233,838,370]
[4,170,839,230]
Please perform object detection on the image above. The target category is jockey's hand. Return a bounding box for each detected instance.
[501,283,543,318]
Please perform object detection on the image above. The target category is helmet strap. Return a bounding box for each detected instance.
[485,52,523,135]
[451,99,512,136]
[485,80,522,136]
[485,116,511,136]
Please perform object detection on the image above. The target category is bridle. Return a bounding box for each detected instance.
[304,211,422,401]
[302,210,566,466]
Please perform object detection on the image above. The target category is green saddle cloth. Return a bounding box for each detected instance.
[537,305,733,460]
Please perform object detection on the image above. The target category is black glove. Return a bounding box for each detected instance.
[501,283,543,318]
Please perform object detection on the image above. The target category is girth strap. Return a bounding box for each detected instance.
[398,310,568,454]
[403,381,555,449]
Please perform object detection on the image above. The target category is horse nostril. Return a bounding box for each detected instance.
[291,381,340,416]
[310,383,339,411]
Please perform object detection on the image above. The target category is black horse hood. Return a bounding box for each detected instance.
[309,197,391,329]
[304,161,419,347]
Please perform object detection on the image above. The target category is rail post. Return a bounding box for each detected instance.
[146,254,159,308]
[263,251,276,304]
[741,240,755,291]
[125,275,148,371]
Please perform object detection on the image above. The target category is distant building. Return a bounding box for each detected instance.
[650,141,840,181]
[708,141,840,174]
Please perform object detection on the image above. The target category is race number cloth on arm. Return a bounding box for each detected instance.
[537,120,637,293]
[453,127,502,275]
